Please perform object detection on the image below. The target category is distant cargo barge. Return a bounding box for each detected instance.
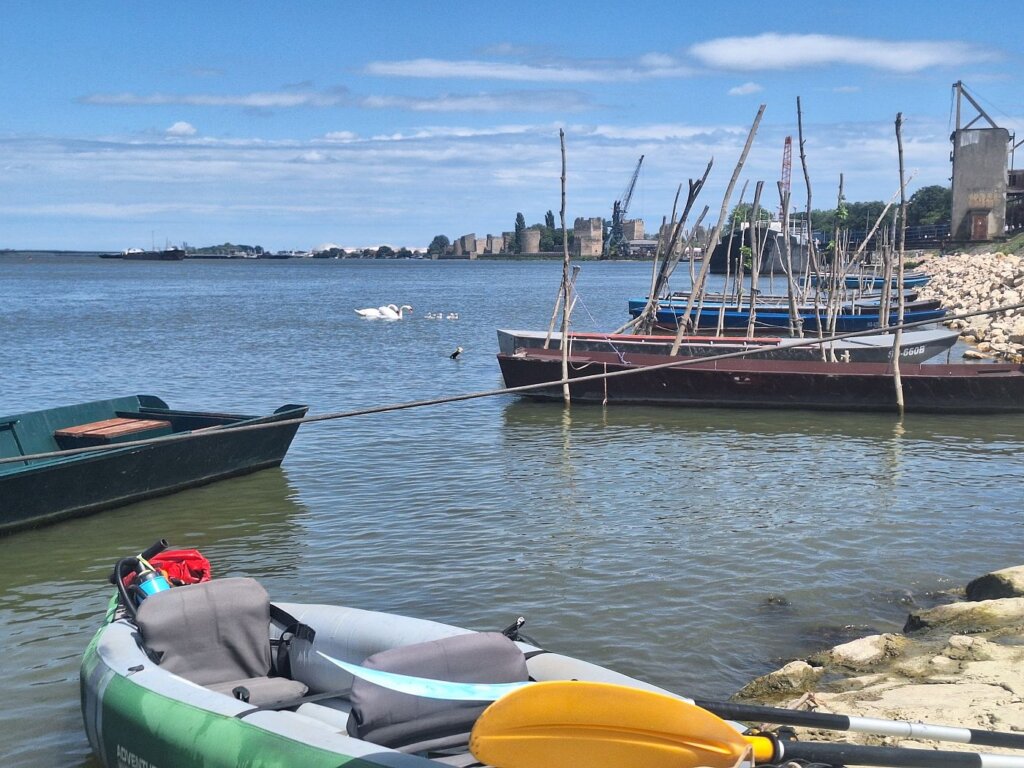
[100,248,186,261]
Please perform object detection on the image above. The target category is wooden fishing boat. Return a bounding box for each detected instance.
[497,328,960,364]
[627,300,947,333]
[843,271,931,289]
[0,395,306,535]
[81,542,701,768]
[496,348,1024,414]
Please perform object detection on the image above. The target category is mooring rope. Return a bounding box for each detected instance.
[2,301,1022,468]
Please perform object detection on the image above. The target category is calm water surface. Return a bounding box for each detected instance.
[2,255,1023,766]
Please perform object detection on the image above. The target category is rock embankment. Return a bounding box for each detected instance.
[735,565,1024,757]
[918,251,1024,361]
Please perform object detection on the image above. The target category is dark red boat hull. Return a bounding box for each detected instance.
[497,350,1024,414]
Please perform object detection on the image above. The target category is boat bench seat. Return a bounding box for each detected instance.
[54,417,172,448]
[346,632,529,754]
[135,577,308,707]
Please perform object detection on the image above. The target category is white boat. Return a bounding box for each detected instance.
[497,328,961,364]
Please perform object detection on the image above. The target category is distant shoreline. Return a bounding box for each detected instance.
[0,249,648,263]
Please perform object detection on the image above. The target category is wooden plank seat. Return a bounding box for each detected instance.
[54,417,173,448]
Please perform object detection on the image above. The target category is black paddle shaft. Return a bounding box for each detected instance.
[779,738,990,768]
[697,699,1024,751]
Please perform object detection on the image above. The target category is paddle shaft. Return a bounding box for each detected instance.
[761,734,1024,768]
[698,699,1024,751]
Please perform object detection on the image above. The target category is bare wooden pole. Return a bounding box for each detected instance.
[632,161,712,335]
[892,114,908,416]
[797,97,827,351]
[717,180,748,334]
[777,183,803,337]
[671,104,766,355]
[559,129,571,404]
[745,182,768,336]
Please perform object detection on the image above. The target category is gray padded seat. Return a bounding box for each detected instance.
[135,577,308,707]
[346,631,528,753]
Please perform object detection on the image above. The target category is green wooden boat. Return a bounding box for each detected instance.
[0,395,306,535]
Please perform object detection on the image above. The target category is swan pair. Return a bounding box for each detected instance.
[355,304,413,320]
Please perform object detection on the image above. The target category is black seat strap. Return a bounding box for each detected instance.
[235,687,352,719]
[270,604,316,642]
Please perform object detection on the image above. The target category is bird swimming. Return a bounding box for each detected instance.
[354,304,398,319]
[380,304,413,320]
[450,346,463,360]
[354,304,412,320]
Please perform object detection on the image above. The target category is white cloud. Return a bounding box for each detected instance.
[296,150,331,163]
[370,125,537,141]
[324,131,358,142]
[364,56,694,82]
[360,91,591,113]
[0,115,959,251]
[728,82,763,96]
[166,121,196,136]
[81,89,349,108]
[584,123,742,141]
[690,33,995,73]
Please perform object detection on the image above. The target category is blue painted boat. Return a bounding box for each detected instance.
[626,300,947,332]
[844,272,931,289]
[0,395,306,535]
[814,272,931,289]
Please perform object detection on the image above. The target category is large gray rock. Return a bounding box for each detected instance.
[904,597,1024,633]
[817,633,907,670]
[966,566,1024,601]
[735,660,823,699]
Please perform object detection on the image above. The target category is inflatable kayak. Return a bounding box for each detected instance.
[80,541,724,768]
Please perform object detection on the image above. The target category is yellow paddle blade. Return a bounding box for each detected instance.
[469,680,753,768]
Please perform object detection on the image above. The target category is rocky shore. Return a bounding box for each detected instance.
[918,248,1024,362]
[735,566,1024,758]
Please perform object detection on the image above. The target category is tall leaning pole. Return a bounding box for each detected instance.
[559,129,571,405]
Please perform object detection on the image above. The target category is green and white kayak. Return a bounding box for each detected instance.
[80,573,683,768]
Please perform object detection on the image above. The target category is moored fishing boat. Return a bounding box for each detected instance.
[497,347,1024,414]
[843,271,931,289]
[627,300,947,333]
[81,541,706,768]
[0,395,306,535]
[498,328,960,364]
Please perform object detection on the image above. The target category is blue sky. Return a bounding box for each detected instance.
[2,0,1021,252]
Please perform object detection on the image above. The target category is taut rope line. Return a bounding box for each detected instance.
[2,301,1022,468]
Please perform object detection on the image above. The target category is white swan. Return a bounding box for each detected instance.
[379,304,413,320]
[354,304,399,319]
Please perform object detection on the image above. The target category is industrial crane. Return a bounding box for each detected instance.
[779,135,792,220]
[604,154,644,258]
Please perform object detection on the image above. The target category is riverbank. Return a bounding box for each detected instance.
[919,235,1024,362]
[734,565,1024,757]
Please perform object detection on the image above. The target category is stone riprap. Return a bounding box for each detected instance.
[735,565,1024,757]
[918,251,1024,361]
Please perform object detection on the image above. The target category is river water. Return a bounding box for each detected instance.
[2,255,1023,766]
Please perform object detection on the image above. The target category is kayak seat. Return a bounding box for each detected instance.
[135,576,308,707]
[346,632,528,754]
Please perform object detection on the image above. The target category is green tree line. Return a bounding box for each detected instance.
[732,185,951,233]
